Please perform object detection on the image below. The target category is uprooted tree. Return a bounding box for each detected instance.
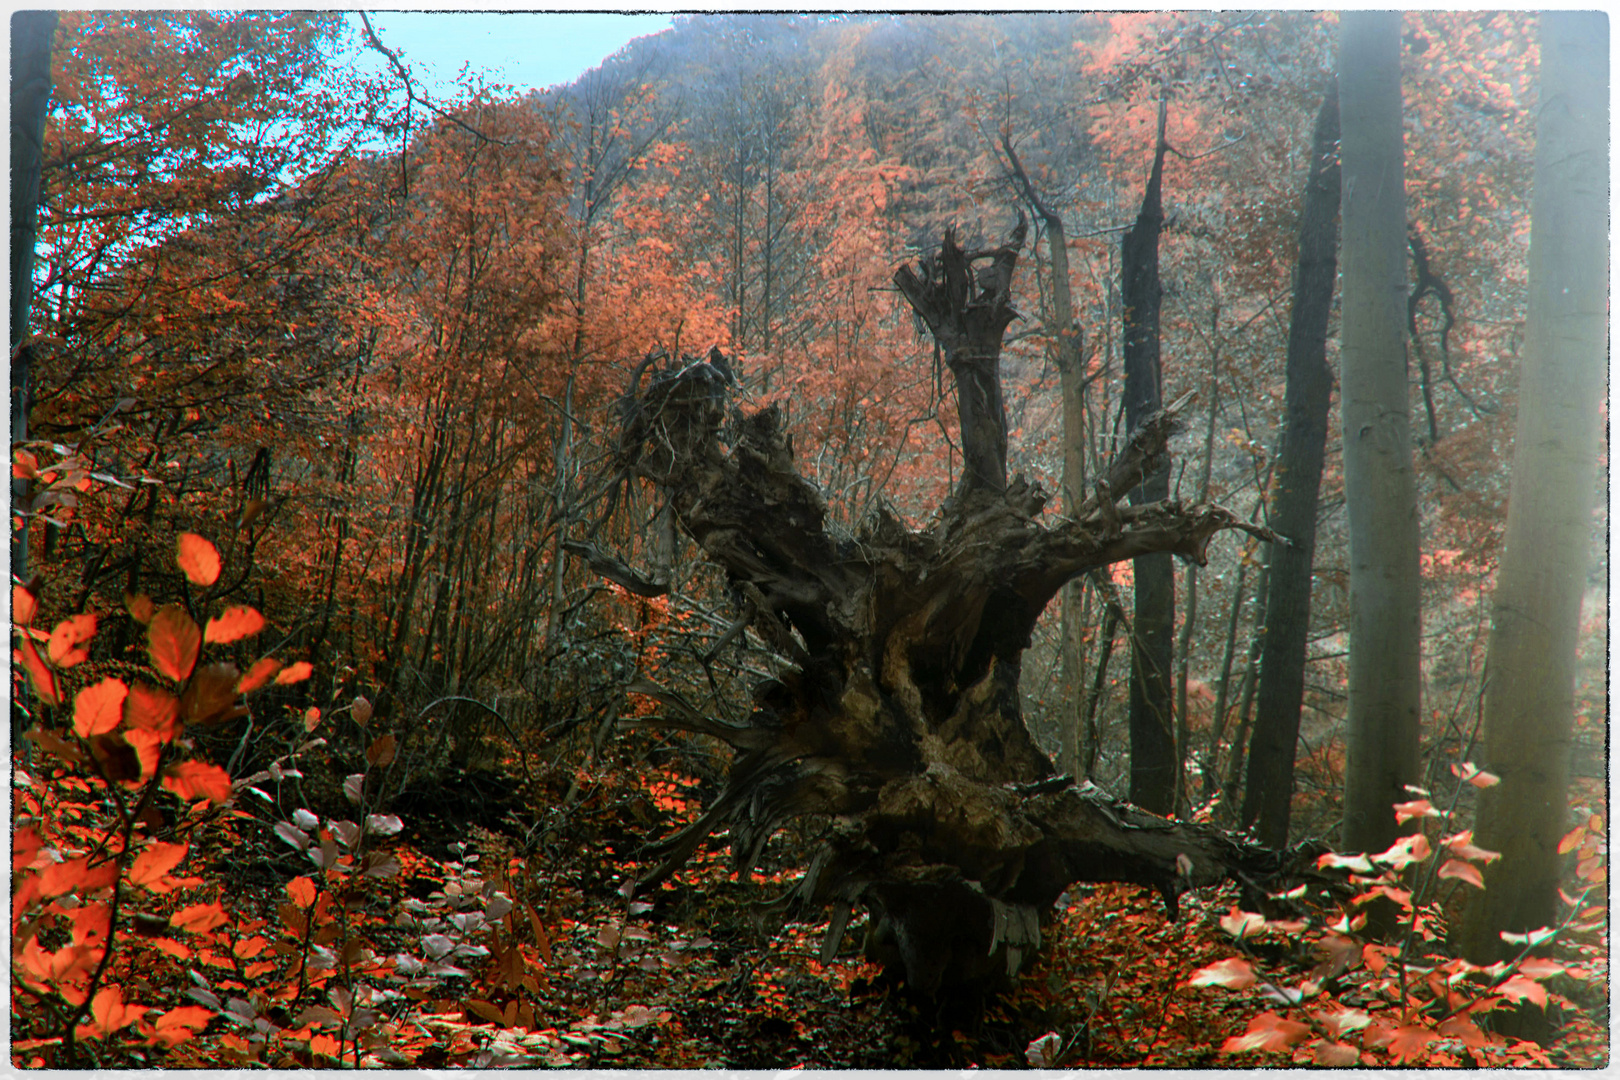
[571,217,1315,995]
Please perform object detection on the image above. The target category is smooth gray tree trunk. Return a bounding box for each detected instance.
[1460,10,1608,963]
[1336,12,1423,855]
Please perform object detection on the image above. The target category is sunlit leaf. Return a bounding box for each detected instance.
[1443,830,1502,863]
[176,532,221,586]
[1437,858,1486,888]
[74,676,128,738]
[1187,956,1257,990]
[1386,1024,1436,1063]
[235,656,281,693]
[1220,1011,1311,1053]
[1496,974,1547,1008]
[170,902,230,934]
[149,1004,213,1047]
[15,638,60,704]
[128,842,189,888]
[1313,1040,1360,1066]
[1219,906,1267,939]
[1392,798,1441,824]
[47,613,97,668]
[75,985,144,1040]
[163,761,232,804]
[1557,826,1587,855]
[13,584,38,626]
[275,660,313,685]
[203,605,264,644]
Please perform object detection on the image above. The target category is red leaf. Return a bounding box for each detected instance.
[286,876,317,908]
[123,682,180,739]
[74,676,129,738]
[148,605,201,682]
[204,605,265,644]
[176,533,221,586]
[14,637,60,704]
[1443,830,1502,864]
[76,985,144,1040]
[37,856,119,898]
[1497,975,1548,1008]
[1392,798,1440,825]
[1219,906,1267,939]
[1220,1011,1311,1054]
[1557,826,1586,855]
[1516,956,1566,980]
[275,660,313,685]
[162,761,232,805]
[47,613,97,667]
[170,902,229,934]
[1386,1024,1436,1063]
[149,1004,212,1047]
[1313,1040,1360,1066]
[1437,858,1486,889]
[13,584,38,626]
[124,591,156,624]
[235,656,281,693]
[1187,956,1257,990]
[128,842,189,888]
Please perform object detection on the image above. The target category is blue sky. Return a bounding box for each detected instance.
[347,11,676,97]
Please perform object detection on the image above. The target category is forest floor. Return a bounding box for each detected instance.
[13,736,1609,1069]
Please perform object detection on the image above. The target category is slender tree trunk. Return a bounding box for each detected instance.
[1337,13,1423,855]
[1001,135,1089,780]
[10,11,57,583]
[1203,560,1248,804]
[1240,85,1342,847]
[1460,11,1608,964]
[1121,99,1176,814]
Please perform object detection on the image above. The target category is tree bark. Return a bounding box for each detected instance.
[1121,98,1177,815]
[11,10,57,583]
[1000,134,1089,780]
[591,220,1304,996]
[1240,84,1342,848]
[1459,11,1608,964]
[1336,14,1423,855]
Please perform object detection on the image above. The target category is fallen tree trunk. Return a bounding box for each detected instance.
[585,220,1309,995]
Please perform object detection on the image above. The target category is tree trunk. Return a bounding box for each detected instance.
[1000,134,1089,780]
[593,220,1303,996]
[1121,99,1176,815]
[1336,13,1423,855]
[1240,85,1342,848]
[10,10,57,583]
[1459,11,1608,963]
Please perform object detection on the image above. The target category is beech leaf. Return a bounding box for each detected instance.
[74,677,129,738]
[148,605,201,682]
[176,532,221,586]
[47,613,97,668]
[203,605,265,644]
[1437,858,1486,889]
[163,761,232,805]
[128,842,189,888]
[1187,956,1257,990]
